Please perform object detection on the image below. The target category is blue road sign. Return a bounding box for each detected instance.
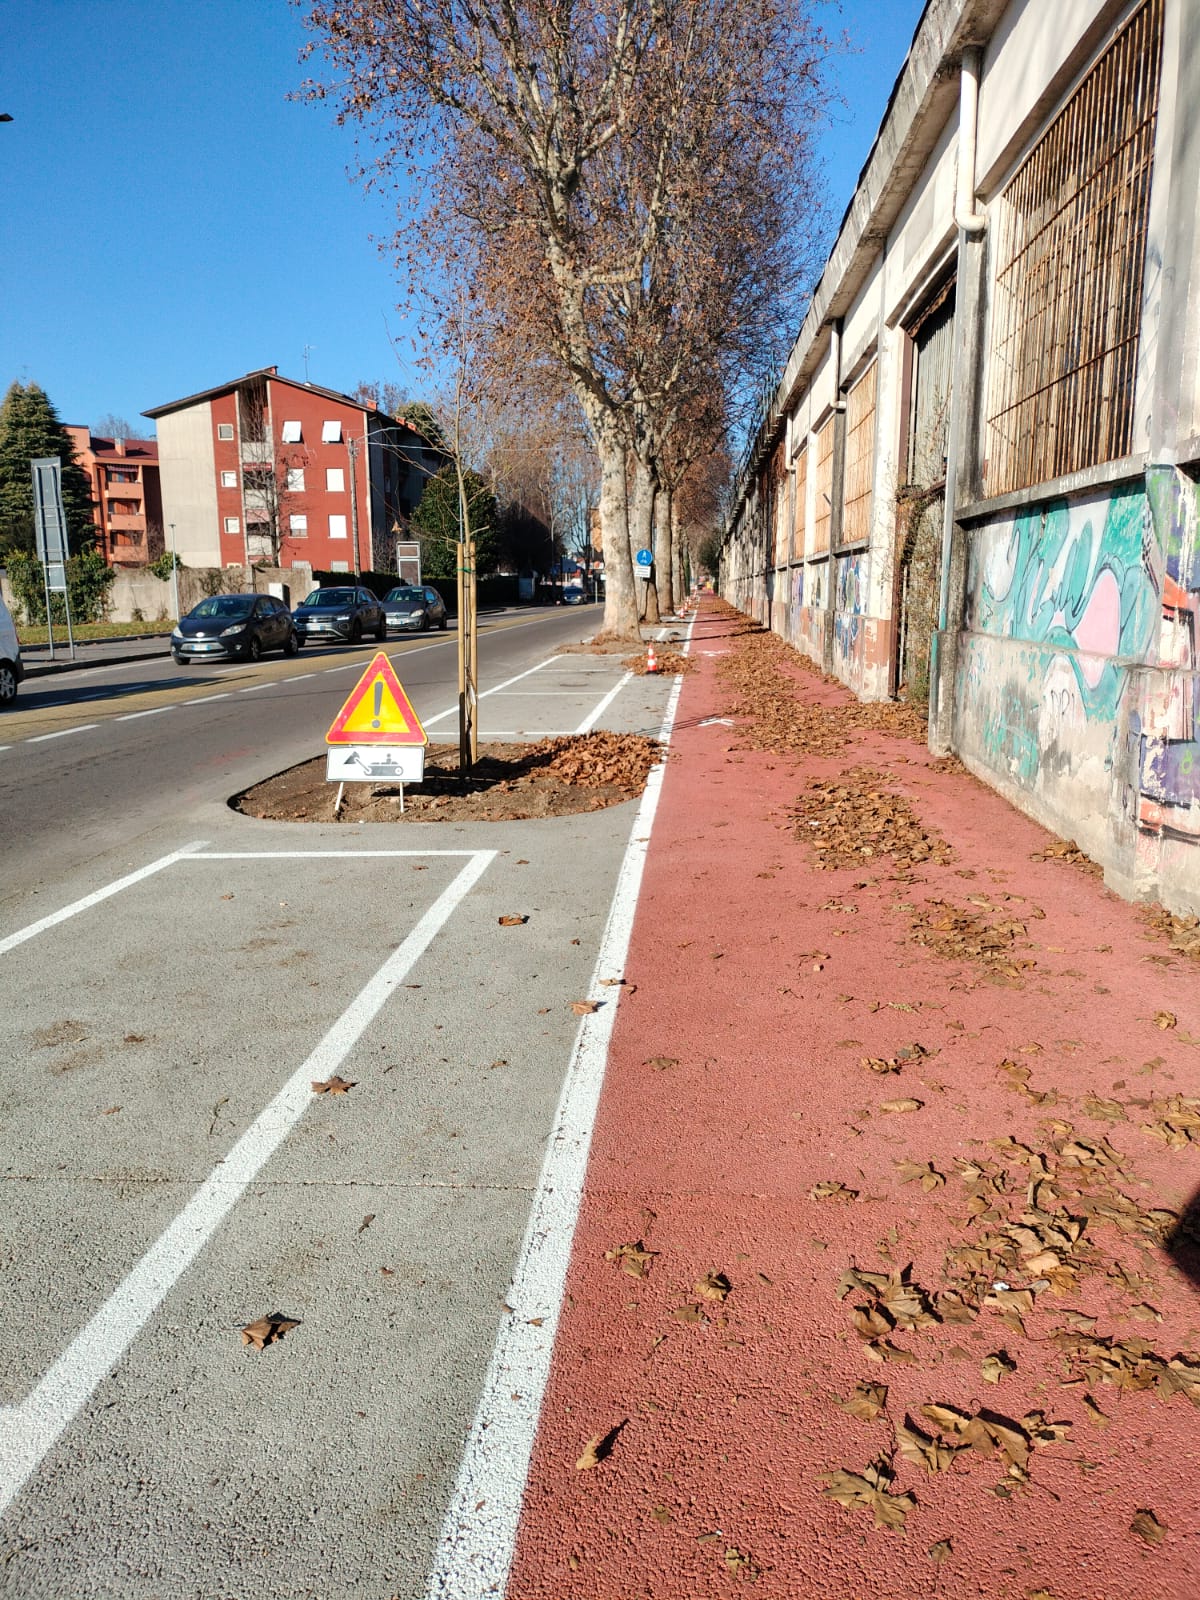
[635,548,653,568]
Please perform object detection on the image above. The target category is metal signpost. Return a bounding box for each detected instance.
[635,546,654,575]
[325,651,428,813]
[31,457,76,661]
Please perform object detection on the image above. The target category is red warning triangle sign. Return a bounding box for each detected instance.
[325,652,428,746]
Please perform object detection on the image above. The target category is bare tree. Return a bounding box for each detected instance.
[300,0,832,639]
[242,447,310,566]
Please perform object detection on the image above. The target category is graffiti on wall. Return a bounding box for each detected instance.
[1134,468,1200,842]
[833,552,869,671]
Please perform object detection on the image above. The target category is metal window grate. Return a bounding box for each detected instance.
[812,416,835,555]
[768,440,788,568]
[984,0,1163,496]
[841,363,878,546]
[791,445,808,563]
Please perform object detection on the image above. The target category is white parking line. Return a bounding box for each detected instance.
[0,847,496,1518]
[574,671,634,734]
[0,842,209,957]
[425,611,695,1598]
[115,706,173,722]
[422,657,563,728]
[25,724,99,743]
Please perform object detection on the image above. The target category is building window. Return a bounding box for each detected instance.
[791,446,808,564]
[224,516,241,535]
[329,514,348,539]
[812,415,835,556]
[289,514,308,536]
[840,362,878,548]
[768,442,787,569]
[281,420,302,443]
[322,420,342,443]
[220,470,238,488]
[286,468,305,492]
[326,467,345,492]
[330,560,350,573]
[217,423,234,441]
[906,281,956,487]
[984,0,1163,496]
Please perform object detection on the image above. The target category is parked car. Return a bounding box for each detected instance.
[172,593,298,665]
[292,586,388,645]
[0,595,24,706]
[382,584,448,632]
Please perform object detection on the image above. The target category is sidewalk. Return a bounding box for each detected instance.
[509,598,1200,1599]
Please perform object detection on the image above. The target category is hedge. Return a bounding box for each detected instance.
[308,571,521,614]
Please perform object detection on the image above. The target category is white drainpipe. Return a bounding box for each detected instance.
[955,47,988,234]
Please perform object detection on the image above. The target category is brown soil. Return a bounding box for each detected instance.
[231,732,661,825]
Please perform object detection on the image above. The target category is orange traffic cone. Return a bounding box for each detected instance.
[646,641,659,673]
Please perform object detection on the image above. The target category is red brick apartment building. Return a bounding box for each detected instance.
[64,426,163,567]
[143,369,441,574]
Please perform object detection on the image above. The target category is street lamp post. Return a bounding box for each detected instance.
[168,522,181,619]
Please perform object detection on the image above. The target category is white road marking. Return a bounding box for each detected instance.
[422,657,563,728]
[186,693,232,705]
[286,673,316,682]
[25,724,99,743]
[193,849,482,859]
[574,671,634,734]
[0,848,496,1518]
[237,683,270,692]
[425,611,695,1598]
[115,706,173,722]
[0,842,209,958]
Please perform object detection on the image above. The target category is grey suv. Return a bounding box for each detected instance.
[292,587,388,645]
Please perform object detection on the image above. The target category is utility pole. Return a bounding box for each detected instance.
[347,435,361,580]
[168,522,181,619]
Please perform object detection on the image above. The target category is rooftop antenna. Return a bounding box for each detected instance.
[303,344,315,382]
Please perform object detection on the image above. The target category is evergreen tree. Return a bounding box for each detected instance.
[410,463,498,580]
[0,381,96,559]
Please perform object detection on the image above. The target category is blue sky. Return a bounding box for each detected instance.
[1,0,927,433]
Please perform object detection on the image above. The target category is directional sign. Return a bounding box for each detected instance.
[635,547,654,568]
[325,652,428,746]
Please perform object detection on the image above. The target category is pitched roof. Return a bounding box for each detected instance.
[142,367,402,426]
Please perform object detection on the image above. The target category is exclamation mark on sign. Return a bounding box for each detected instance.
[372,682,383,729]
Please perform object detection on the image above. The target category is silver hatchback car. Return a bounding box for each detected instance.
[383,585,449,632]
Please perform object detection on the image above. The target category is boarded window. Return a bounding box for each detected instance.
[768,441,787,568]
[984,0,1163,495]
[840,362,878,547]
[791,445,808,563]
[906,281,956,486]
[812,416,835,555]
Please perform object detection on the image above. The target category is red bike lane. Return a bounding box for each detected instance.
[506,600,1200,1600]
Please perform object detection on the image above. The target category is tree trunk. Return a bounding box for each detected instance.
[630,456,659,624]
[596,424,640,639]
[654,481,675,618]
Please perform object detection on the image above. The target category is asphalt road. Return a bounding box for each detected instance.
[0,606,677,1598]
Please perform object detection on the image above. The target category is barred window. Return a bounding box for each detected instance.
[840,362,878,546]
[768,441,788,568]
[812,416,835,555]
[791,445,808,564]
[984,0,1163,495]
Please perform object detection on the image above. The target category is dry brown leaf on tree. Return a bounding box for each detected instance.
[312,1075,354,1094]
[497,914,529,926]
[241,1312,301,1351]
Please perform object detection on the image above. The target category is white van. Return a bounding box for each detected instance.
[0,595,24,706]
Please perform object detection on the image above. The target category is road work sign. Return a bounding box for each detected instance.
[326,745,426,782]
[326,652,428,746]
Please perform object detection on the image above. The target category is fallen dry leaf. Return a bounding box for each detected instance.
[576,1421,624,1470]
[497,914,529,927]
[694,1270,731,1303]
[672,1303,705,1325]
[723,1547,759,1579]
[810,1180,859,1202]
[1154,1011,1177,1030]
[240,1312,300,1351]
[571,1000,600,1015]
[839,1382,888,1422]
[312,1075,354,1095]
[880,1098,924,1114]
[981,1351,1017,1385]
[645,1055,678,1071]
[820,1460,915,1531]
[928,1539,953,1564]
[605,1241,656,1278]
[1130,1508,1167,1545]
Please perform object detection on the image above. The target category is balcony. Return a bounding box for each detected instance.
[107,512,144,532]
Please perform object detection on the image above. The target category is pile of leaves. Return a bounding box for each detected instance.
[715,624,931,758]
[790,767,954,872]
[522,731,661,794]
[624,647,694,676]
[907,896,1038,979]
[1030,837,1102,875]
[1145,906,1200,961]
